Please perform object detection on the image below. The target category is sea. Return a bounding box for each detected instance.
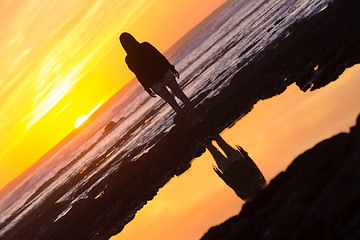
[0,0,332,236]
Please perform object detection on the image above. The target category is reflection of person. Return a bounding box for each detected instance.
[207,135,266,201]
[119,32,202,125]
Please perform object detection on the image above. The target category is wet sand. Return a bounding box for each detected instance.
[2,0,360,239]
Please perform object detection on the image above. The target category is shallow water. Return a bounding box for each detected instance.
[112,64,360,240]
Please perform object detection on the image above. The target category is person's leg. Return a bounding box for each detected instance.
[155,87,196,125]
[166,78,193,108]
[213,135,239,161]
[207,141,230,172]
[166,78,202,123]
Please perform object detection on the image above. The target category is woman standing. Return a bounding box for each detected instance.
[119,32,202,125]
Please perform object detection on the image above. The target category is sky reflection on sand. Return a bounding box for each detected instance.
[222,64,360,181]
[112,65,360,240]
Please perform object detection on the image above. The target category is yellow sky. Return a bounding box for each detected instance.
[0,0,227,190]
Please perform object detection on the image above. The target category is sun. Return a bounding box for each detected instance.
[75,115,89,128]
[74,100,103,129]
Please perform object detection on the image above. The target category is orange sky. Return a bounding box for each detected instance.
[0,0,228,190]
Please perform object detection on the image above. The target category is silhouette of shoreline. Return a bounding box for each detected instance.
[2,0,360,239]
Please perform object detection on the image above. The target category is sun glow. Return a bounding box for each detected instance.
[75,115,89,128]
[0,0,229,194]
[74,101,103,128]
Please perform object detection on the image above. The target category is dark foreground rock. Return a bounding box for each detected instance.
[202,115,360,240]
[2,0,360,239]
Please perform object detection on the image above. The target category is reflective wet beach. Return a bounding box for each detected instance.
[112,64,360,240]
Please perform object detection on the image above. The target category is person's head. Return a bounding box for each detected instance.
[119,32,140,54]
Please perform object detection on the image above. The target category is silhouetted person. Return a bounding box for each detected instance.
[119,32,202,125]
[207,135,266,201]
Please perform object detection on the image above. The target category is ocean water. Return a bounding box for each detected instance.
[0,0,332,236]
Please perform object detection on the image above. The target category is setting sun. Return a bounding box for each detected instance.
[74,101,103,128]
[75,115,89,128]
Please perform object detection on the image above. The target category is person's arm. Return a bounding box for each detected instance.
[139,78,156,97]
[170,65,179,78]
[126,55,156,97]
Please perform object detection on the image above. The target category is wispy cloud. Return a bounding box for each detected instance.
[53,102,71,120]
[0,0,155,148]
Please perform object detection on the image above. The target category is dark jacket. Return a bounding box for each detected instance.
[125,42,174,91]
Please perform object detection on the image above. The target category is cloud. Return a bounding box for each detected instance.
[0,0,154,149]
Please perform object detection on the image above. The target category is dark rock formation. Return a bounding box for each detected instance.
[104,121,117,133]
